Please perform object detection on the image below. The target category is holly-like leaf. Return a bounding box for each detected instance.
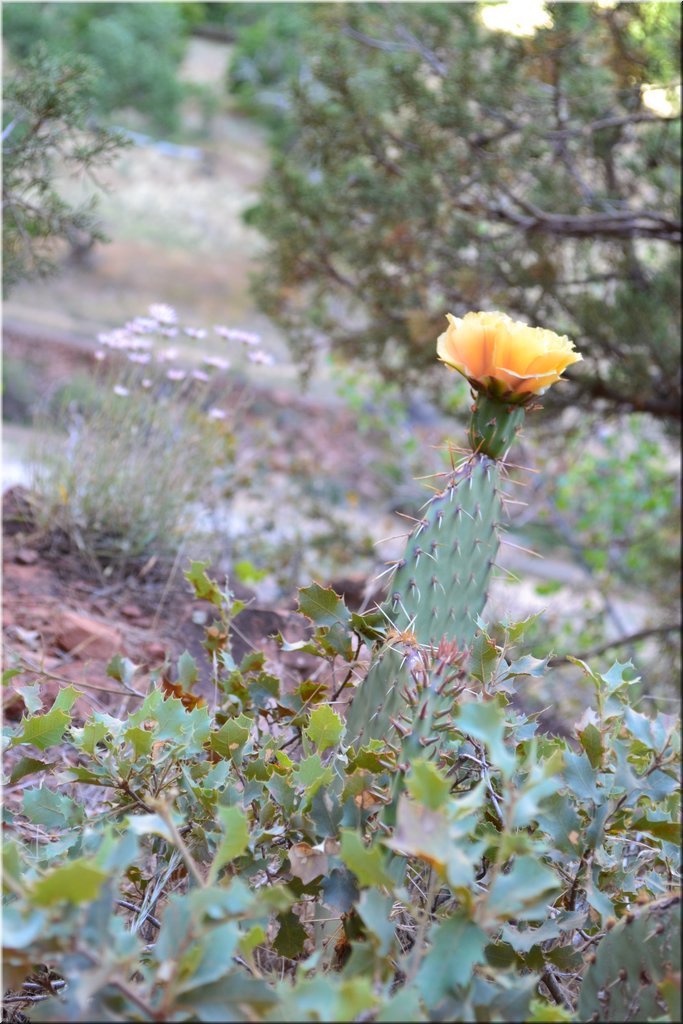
[288,842,332,885]
[15,683,42,714]
[10,708,70,751]
[416,913,487,1007]
[22,787,83,828]
[339,830,393,889]
[9,756,55,785]
[304,705,343,753]
[357,889,396,955]
[73,719,111,754]
[184,560,224,606]
[106,654,139,686]
[630,816,681,843]
[600,659,637,694]
[124,726,154,759]
[406,758,451,810]
[126,813,175,841]
[455,699,514,779]
[297,583,350,628]
[209,805,250,881]
[30,859,108,906]
[210,715,251,761]
[310,787,343,836]
[563,749,602,803]
[321,867,359,912]
[294,754,334,800]
[349,609,386,643]
[486,856,561,923]
[577,719,604,770]
[503,653,549,680]
[177,650,198,689]
[470,631,501,684]
[175,921,241,994]
[51,685,83,712]
[274,909,307,958]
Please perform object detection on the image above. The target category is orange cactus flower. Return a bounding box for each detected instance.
[437,311,582,402]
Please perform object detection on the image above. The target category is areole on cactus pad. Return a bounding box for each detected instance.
[345,312,581,749]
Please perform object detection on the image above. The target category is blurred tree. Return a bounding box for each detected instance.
[2,2,189,135]
[243,2,681,422]
[225,3,312,143]
[2,46,127,295]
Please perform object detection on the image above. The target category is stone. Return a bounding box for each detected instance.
[14,548,38,565]
[145,641,166,661]
[55,611,122,661]
[121,603,143,619]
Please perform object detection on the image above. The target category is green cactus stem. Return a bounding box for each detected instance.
[345,454,504,748]
[345,395,526,749]
[468,394,525,461]
[577,896,681,1023]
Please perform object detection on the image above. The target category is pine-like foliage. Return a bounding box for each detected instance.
[244,2,681,423]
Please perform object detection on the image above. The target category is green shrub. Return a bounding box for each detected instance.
[2,2,189,135]
[3,566,679,1021]
[1,356,41,424]
[28,307,252,575]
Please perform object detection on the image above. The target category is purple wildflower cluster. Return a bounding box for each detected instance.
[94,304,276,421]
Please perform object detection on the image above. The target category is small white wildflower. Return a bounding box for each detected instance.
[158,347,179,362]
[129,353,151,364]
[149,303,177,324]
[184,327,207,339]
[203,355,231,371]
[248,349,275,365]
[235,330,260,346]
[214,326,260,345]
[94,350,106,361]
[130,317,158,334]
[113,385,130,397]
[159,326,178,338]
[191,369,210,382]
[141,378,153,389]
[167,368,187,381]
[207,407,227,420]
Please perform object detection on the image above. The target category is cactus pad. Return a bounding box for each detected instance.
[577,896,681,1023]
[345,454,502,748]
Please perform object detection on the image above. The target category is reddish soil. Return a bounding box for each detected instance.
[2,482,339,725]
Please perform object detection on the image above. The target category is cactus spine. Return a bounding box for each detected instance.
[345,395,522,749]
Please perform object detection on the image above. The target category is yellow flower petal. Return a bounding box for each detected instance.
[436,311,582,401]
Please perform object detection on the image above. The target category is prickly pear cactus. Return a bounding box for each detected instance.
[345,309,582,751]
[344,452,504,748]
[577,896,681,1023]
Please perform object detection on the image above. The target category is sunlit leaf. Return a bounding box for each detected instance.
[304,705,343,753]
[297,583,350,627]
[339,830,393,889]
[10,708,70,751]
[30,858,108,906]
[209,805,250,880]
[406,758,451,810]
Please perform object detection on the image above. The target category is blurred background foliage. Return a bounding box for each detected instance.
[232,2,680,425]
[3,2,189,133]
[2,1,680,696]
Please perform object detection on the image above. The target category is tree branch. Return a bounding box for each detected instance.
[549,624,681,666]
